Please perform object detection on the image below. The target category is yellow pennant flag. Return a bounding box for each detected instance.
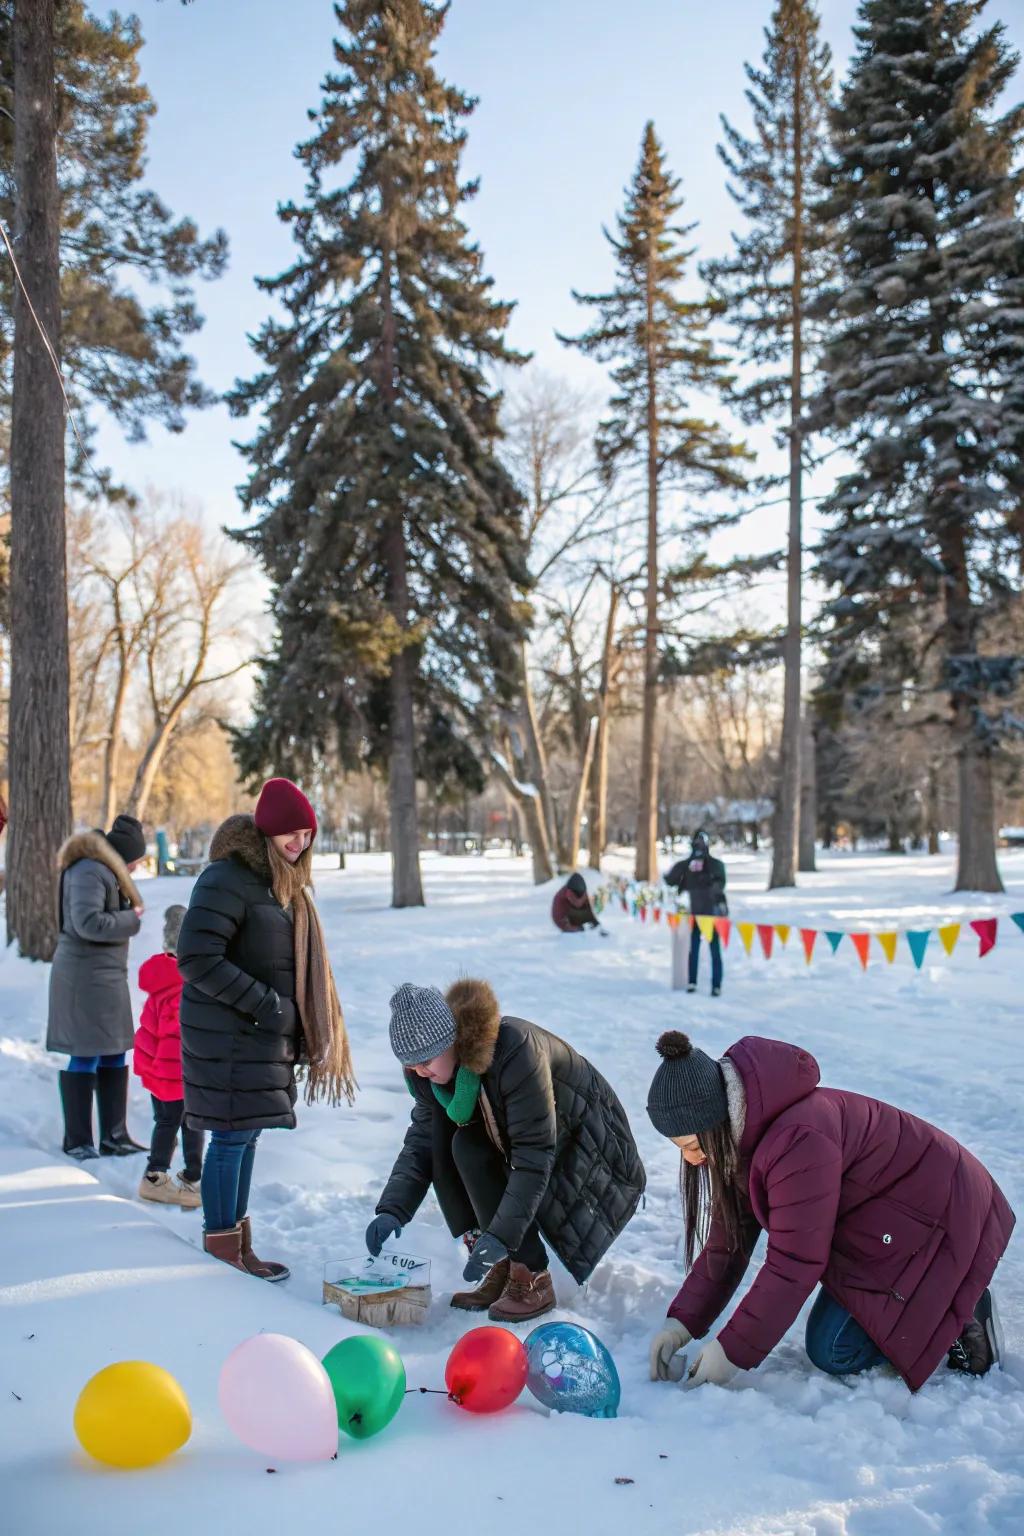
[938,923,961,956]
[877,932,898,964]
[774,924,791,947]
[737,921,756,955]
[696,915,716,944]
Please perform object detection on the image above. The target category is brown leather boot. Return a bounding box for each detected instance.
[450,1257,511,1312]
[487,1262,556,1323]
[203,1224,247,1273]
[239,1215,290,1282]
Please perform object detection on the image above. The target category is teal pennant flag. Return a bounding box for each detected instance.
[824,931,844,954]
[906,931,931,971]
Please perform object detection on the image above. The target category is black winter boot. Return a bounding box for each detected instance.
[96,1066,147,1155]
[947,1289,1003,1376]
[59,1071,99,1161]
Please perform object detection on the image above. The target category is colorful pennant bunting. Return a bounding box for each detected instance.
[825,931,844,955]
[877,932,898,965]
[800,928,817,965]
[850,933,871,970]
[970,918,998,957]
[774,924,791,947]
[757,923,774,959]
[906,930,931,970]
[938,923,961,956]
[737,921,755,954]
[714,917,732,948]
[1013,913,1024,936]
[696,915,716,944]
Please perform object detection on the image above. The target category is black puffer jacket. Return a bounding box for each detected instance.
[377,980,645,1283]
[666,849,728,917]
[178,816,300,1132]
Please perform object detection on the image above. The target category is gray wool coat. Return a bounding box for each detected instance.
[46,832,143,1058]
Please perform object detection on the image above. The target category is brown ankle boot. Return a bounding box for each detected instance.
[487,1262,556,1323]
[239,1215,290,1282]
[451,1257,511,1312]
[203,1223,247,1272]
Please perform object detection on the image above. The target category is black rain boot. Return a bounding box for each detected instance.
[96,1065,147,1155]
[59,1071,99,1161]
[947,1289,1003,1376]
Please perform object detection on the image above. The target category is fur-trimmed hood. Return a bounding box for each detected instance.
[58,830,142,907]
[209,814,271,879]
[445,978,503,1076]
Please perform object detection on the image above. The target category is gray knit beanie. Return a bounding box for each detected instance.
[389,983,458,1067]
[646,1031,728,1137]
[163,904,186,956]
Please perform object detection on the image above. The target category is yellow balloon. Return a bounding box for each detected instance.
[74,1361,191,1470]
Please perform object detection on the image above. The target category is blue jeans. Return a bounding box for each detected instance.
[201,1129,261,1231]
[68,1053,126,1072]
[805,1289,888,1376]
[689,925,723,990]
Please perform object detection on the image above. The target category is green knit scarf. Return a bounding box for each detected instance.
[429,1067,482,1126]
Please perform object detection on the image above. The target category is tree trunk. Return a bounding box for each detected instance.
[769,44,805,892]
[926,762,941,855]
[102,652,131,828]
[489,742,555,884]
[519,642,560,866]
[635,247,660,882]
[6,0,71,961]
[567,716,598,869]
[385,517,425,907]
[798,712,817,872]
[588,584,620,871]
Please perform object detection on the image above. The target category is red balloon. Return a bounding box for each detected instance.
[445,1327,528,1414]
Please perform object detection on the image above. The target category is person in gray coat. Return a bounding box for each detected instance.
[47,814,148,1160]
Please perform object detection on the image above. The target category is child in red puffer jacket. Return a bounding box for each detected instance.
[134,904,204,1209]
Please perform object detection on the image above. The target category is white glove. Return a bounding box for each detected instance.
[649,1318,692,1382]
[686,1337,739,1389]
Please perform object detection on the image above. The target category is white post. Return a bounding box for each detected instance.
[671,920,688,991]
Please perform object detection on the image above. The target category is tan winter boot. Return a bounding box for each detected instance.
[487,1262,556,1323]
[239,1215,290,1282]
[203,1223,247,1273]
[450,1257,511,1312]
[139,1171,201,1210]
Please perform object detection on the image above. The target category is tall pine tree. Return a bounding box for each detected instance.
[230,0,526,908]
[703,0,832,889]
[563,124,749,881]
[812,0,1024,892]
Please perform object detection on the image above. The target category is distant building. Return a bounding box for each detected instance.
[668,798,774,849]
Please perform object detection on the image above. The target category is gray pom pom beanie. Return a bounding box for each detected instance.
[646,1030,728,1137]
[389,982,458,1067]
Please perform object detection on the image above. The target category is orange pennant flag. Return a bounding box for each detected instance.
[757,923,775,959]
[877,932,898,965]
[850,933,870,970]
[737,921,755,954]
[800,928,817,965]
[714,917,732,948]
[938,923,961,956]
[774,924,791,947]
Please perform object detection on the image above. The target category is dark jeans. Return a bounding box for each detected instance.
[432,1117,548,1273]
[805,1289,888,1376]
[148,1096,205,1183]
[200,1129,261,1231]
[689,925,723,990]
[68,1053,126,1072]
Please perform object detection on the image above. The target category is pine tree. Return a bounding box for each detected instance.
[229,0,526,908]
[812,0,1024,892]
[563,123,749,881]
[703,0,832,889]
[0,0,226,958]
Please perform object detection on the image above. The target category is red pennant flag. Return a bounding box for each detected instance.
[850,933,870,970]
[653,907,661,924]
[970,918,998,957]
[714,917,732,949]
[757,923,774,959]
[800,928,817,964]
[639,905,647,923]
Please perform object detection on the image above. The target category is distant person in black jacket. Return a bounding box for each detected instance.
[665,831,728,996]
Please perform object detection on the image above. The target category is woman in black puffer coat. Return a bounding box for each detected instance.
[369,978,645,1323]
[178,777,353,1282]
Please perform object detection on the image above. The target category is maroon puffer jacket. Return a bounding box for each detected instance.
[551,887,597,933]
[668,1036,1014,1391]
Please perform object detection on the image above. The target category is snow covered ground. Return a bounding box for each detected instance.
[2,846,1022,1535]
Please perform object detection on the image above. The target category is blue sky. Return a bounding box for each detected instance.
[97,0,1024,592]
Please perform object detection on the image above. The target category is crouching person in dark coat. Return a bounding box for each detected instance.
[551,872,600,933]
[368,979,646,1323]
[47,814,148,1160]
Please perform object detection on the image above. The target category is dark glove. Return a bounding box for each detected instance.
[462,1231,509,1283]
[253,987,282,1029]
[365,1212,402,1257]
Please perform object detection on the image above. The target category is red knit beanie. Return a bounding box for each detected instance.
[253,778,318,839]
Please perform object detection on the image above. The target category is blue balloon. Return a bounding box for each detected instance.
[524,1322,621,1419]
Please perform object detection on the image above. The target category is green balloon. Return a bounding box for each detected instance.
[322,1336,406,1440]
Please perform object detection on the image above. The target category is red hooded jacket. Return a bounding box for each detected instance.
[133,952,185,1101]
[668,1036,1014,1391]
[551,887,598,933]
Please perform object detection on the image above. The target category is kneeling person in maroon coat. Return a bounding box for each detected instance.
[647,1032,1014,1391]
[551,873,599,933]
